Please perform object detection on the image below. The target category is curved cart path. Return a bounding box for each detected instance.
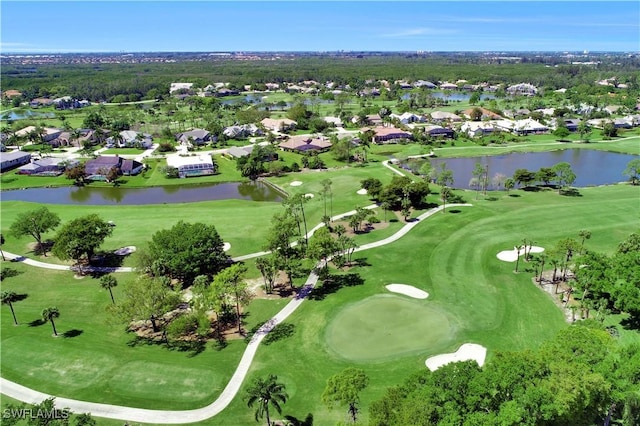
[1,204,472,423]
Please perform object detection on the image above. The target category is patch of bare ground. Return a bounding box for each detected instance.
[331,219,390,237]
[531,270,581,323]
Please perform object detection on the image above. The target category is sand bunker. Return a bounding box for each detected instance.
[290,181,303,186]
[357,188,368,195]
[425,343,487,371]
[223,242,231,252]
[113,246,136,256]
[386,284,429,299]
[496,246,545,262]
[304,193,314,198]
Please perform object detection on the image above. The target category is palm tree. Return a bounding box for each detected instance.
[246,374,288,426]
[42,307,60,336]
[1,290,20,325]
[514,244,523,272]
[578,229,591,253]
[100,274,118,304]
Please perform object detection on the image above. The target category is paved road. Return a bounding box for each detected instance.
[0,204,472,423]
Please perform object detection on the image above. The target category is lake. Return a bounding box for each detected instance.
[0,181,284,205]
[401,92,496,102]
[401,149,638,189]
[1,110,55,121]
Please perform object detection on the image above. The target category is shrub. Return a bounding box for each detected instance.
[157,142,176,153]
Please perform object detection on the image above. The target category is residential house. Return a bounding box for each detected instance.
[29,98,54,107]
[503,108,531,119]
[169,82,194,94]
[176,129,211,146]
[215,88,239,97]
[225,146,254,159]
[261,118,297,132]
[14,126,63,144]
[423,125,454,139]
[390,112,424,124]
[166,154,216,178]
[371,127,413,144]
[439,82,459,90]
[494,118,548,135]
[413,80,437,89]
[223,124,262,139]
[430,111,462,123]
[17,157,79,176]
[85,155,144,179]
[120,159,144,176]
[604,105,623,115]
[460,121,495,137]
[279,136,332,153]
[506,83,538,96]
[0,151,31,172]
[107,130,153,149]
[2,90,22,99]
[461,108,503,120]
[84,156,122,177]
[322,116,343,127]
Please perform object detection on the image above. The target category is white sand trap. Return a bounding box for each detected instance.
[304,193,314,198]
[386,284,429,299]
[425,343,487,371]
[113,246,136,256]
[290,181,303,186]
[357,188,368,195]
[496,246,545,262]
[223,242,231,252]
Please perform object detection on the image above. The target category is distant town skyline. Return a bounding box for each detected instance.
[1,1,638,53]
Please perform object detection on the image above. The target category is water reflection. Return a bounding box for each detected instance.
[403,149,638,189]
[1,181,283,205]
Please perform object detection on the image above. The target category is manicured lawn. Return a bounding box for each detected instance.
[1,183,638,424]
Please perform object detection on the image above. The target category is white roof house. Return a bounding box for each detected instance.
[169,82,194,94]
[460,121,495,137]
[166,154,215,178]
[493,118,548,135]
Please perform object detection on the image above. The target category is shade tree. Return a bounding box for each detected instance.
[109,275,181,333]
[145,221,228,285]
[552,162,577,194]
[322,367,369,423]
[52,214,113,266]
[623,158,640,185]
[214,263,252,334]
[9,207,61,256]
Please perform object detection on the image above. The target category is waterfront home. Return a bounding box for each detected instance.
[0,151,31,172]
[166,154,215,178]
[17,157,79,176]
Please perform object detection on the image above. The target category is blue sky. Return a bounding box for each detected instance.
[1,1,638,53]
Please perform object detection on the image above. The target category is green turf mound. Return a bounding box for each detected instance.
[324,295,455,362]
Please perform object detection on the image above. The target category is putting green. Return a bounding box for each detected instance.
[324,295,455,362]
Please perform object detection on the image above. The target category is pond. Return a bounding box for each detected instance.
[0,181,284,205]
[401,92,496,102]
[401,149,638,189]
[1,110,55,121]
